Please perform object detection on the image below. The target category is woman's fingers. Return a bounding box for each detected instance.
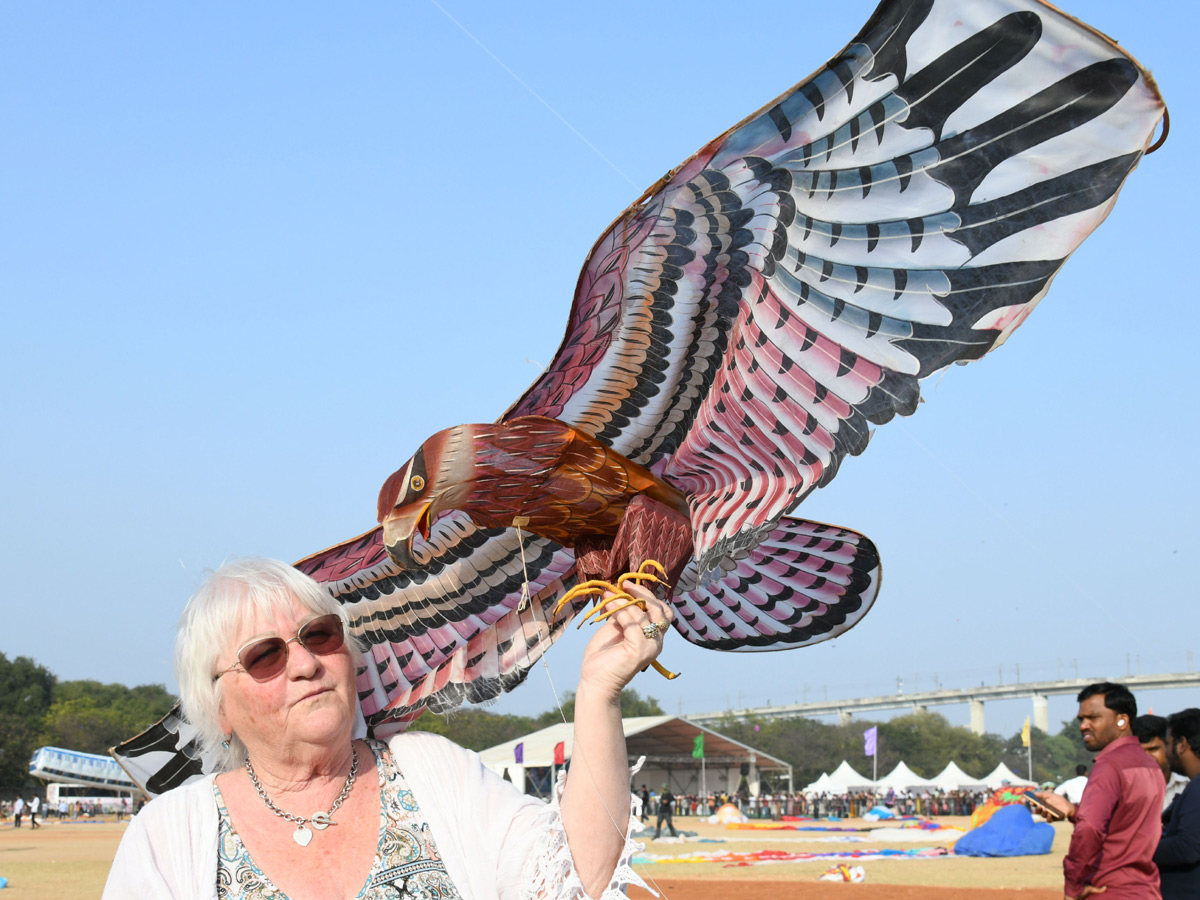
[598,584,671,638]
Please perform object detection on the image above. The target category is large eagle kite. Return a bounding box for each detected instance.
[116,0,1165,794]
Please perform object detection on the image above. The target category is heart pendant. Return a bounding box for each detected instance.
[293,824,313,847]
[311,812,333,830]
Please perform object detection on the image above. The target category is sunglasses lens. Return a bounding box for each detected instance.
[238,638,289,680]
[299,615,345,654]
[226,615,345,681]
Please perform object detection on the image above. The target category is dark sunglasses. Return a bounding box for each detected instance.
[213,614,346,682]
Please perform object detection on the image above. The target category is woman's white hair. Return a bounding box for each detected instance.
[175,557,367,773]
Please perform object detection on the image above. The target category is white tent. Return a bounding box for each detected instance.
[874,761,934,790]
[982,762,1036,789]
[824,760,876,792]
[802,772,834,793]
[928,761,987,790]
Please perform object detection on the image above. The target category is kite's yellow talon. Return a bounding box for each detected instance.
[616,571,665,591]
[638,560,668,577]
[554,562,673,623]
[580,596,649,628]
[553,579,622,618]
[651,660,680,680]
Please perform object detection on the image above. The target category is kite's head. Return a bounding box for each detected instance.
[378,424,478,569]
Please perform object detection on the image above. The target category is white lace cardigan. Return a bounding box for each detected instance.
[102,731,650,900]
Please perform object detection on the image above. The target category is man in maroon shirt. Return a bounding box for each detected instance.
[1037,682,1165,900]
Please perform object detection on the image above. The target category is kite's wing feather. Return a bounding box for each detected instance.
[294,512,583,729]
[672,516,880,650]
[111,704,205,796]
[507,0,1164,581]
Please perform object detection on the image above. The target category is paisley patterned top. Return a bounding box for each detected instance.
[214,739,463,900]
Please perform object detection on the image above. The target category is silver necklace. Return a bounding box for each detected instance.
[244,745,359,848]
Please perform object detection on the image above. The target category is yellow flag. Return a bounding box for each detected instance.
[1021,716,1031,748]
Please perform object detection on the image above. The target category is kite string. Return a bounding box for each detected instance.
[427,0,638,190]
[513,521,668,900]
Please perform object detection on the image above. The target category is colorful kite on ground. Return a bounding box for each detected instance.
[970,786,1038,829]
[115,0,1166,795]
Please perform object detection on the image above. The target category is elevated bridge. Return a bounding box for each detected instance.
[687,672,1200,735]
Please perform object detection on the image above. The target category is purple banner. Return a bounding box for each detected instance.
[863,726,877,757]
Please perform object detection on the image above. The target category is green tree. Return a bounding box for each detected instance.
[413,708,536,751]
[0,653,56,718]
[709,710,1011,787]
[870,712,1005,778]
[38,681,176,755]
[411,689,665,751]
[534,689,664,728]
[0,653,56,791]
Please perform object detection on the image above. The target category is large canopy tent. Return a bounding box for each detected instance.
[814,760,876,793]
[478,716,792,798]
[982,762,1036,788]
[929,761,987,791]
[874,761,934,791]
[802,772,836,793]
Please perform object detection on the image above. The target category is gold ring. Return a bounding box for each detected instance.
[641,623,661,639]
[654,620,669,634]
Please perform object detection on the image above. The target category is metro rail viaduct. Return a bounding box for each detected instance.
[687,672,1200,736]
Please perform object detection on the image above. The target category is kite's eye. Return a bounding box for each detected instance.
[410,475,425,492]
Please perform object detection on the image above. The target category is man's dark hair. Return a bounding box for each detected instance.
[1077,682,1137,718]
[1167,708,1200,751]
[1075,764,1087,777]
[1133,714,1167,743]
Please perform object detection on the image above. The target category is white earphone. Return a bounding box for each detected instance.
[1118,718,1127,727]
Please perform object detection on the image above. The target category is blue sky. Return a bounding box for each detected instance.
[3,0,1197,747]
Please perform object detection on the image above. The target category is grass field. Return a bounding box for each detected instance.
[0,813,1071,899]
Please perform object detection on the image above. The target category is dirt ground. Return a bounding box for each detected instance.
[0,813,1071,899]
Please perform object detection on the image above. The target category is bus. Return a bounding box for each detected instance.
[30,745,141,814]
[46,782,133,814]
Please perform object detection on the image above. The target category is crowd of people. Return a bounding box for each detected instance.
[2,796,137,824]
[634,785,993,822]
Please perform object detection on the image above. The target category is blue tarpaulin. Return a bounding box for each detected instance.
[954,804,1055,857]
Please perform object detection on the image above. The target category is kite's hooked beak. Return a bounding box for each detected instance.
[381,502,432,570]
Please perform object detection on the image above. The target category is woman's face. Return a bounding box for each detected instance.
[216,593,357,761]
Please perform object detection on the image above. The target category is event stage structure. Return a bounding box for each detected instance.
[478,716,791,799]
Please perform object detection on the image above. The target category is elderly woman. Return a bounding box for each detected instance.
[103,558,673,899]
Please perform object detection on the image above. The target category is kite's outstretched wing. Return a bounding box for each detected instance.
[507,0,1164,581]
[294,512,583,730]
